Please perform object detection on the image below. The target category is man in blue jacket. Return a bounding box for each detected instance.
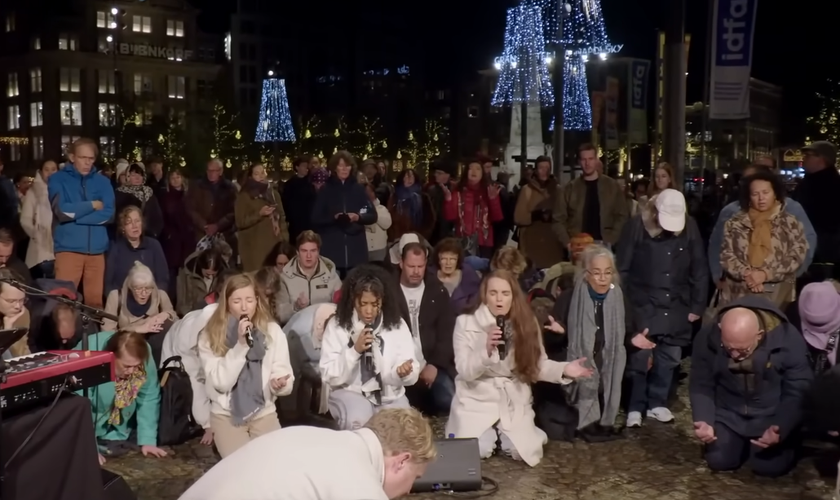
[689,296,813,477]
[708,161,816,284]
[49,138,115,308]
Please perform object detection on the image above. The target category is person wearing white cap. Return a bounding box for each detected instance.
[616,188,708,428]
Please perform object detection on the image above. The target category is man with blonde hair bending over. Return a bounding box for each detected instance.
[178,408,437,500]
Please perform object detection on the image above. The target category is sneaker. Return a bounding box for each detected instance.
[626,411,643,428]
[647,407,675,423]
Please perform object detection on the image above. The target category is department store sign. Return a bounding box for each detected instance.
[119,43,193,60]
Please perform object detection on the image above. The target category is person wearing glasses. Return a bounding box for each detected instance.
[0,267,31,359]
[102,262,177,365]
[104,206,169,298]
[689,296,812,478]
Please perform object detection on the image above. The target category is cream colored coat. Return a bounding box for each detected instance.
[19,171,54,267]
[365,200,392,254]
[445,304,572,467]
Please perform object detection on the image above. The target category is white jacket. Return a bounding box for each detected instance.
[20,171,54,267]
[319,316,419,404]
[198,321,295,421]
[365,200,392,253]
[160,304,217,429]
[444,304,572,467]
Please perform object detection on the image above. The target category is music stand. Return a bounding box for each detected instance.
[0,328,30,488]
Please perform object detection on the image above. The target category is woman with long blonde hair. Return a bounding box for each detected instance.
[198,273,294,458]
[445,270,592,467]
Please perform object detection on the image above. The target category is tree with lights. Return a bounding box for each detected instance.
[345,116,387,161]
[208,103,247,168]
[401,118,448,176]
[807,79,840,145]
[156,112,187,168]
[255,77,296,144]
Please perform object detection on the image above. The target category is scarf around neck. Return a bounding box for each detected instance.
[109,369,146,425]
[746,201,780,268]
[395,183,423,228]
[118,184,153,204]
[224,314,268,425]
[345,310,385,405]
[565,275,626,429]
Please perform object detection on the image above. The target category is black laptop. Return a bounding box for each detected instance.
[411,438,482,493]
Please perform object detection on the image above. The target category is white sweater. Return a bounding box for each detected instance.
[178,427,388,500]
[319,317,419,404]
[160,304,217,429]
[198,321,294,421]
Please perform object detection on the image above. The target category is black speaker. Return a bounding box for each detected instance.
[412,438,482,493]
[102,470,136,500]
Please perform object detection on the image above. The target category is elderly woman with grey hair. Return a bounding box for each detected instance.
[533,244,638,443]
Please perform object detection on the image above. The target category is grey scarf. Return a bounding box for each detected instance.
[224,315,268,425]
[346,311,385,405]
[565,275,626,429]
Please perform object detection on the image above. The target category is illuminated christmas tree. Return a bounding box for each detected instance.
[255,78,296,143]
[492,5,554,108]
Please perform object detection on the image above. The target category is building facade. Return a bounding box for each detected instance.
[0,0,221,168]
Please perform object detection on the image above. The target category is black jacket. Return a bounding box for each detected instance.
[689,295,813,441]
[282,175,315,243]
[794,167,840,265]
[311,175,376,269]
[396,272,456,379]
[616,214,708,346]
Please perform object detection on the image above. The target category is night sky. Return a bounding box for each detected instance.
[193,0,823,145]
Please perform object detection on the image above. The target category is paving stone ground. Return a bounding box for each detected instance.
[106,375,840,500]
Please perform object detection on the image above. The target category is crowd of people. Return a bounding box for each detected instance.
[1,136,840,499]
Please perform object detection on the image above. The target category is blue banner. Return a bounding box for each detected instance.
[709,0,758,119]
[627,59,650,144]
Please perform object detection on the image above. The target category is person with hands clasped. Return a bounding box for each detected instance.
[441,159,504,259]
[198,273,294,458]
[689,297,812,477]
[320,265,420,430]
[446,270,593,467]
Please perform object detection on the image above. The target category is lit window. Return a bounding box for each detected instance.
[9,143,21,161]
[5,13,15,32]
[96,11,116,29]
[59,68,81,92]
[98,103,117,126]
[61,136,80,156]
[58,34,78,50]
[133,74,153,95]
[167,76,185,99]
[30,69,42,93]
[134,106,152,126]
[32,137,44,160]
[98,71,115,94]
[60,101,82,126]
[7,105,20,130]
[132,15,152,33]
[169,108,186,126]
[7,73,19,98]
[166,20,184,37]
[33,37,40,50]
[100,136,115,157]
[30,102,43,126]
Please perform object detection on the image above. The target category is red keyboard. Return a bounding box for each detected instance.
[1,350,115,412]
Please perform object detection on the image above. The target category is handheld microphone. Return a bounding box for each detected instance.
[240,314,254,348]
[363,323,375,371]
[496,315,507,360]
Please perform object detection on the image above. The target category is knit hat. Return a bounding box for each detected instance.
[799,281,840,366]
[115,159,130,180]
[310,167,329,184]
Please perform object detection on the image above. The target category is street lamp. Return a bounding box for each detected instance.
[106,35,113,43]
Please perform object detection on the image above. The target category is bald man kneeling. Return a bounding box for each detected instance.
[689,296,813,477]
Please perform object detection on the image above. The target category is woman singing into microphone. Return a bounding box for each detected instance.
[319,264,419,430]
[445,270,593,467]
[198,273,294,458]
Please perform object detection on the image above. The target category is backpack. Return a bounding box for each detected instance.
[157,356,201,445]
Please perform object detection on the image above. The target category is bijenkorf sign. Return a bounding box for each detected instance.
[119,43,193,61]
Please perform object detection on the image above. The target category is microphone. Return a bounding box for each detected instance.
[240,314,254,348]
[363,323,374,371]
[496,315,507,360]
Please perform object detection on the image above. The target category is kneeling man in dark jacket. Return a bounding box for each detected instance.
[689,296,813,477]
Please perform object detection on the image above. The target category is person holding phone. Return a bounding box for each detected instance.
[235,163,289,273]
[320,265,419,430]
[197,273,294,458]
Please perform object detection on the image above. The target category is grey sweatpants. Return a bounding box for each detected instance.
[328,389,410,430]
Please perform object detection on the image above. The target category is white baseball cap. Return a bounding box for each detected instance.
[654,189,686,232]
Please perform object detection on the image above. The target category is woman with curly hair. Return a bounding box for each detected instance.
[445,270,592,466]
[319,264,419,430]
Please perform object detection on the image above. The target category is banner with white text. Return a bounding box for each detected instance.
[709,0,758,120]
[604,78,620,150]
[627,59,651,144]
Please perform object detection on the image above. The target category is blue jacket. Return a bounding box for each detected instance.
[104,236,170,296]
[311,175,376,269]
[49,163,115,255]
[708,199,816,281]
[689,296,813,441]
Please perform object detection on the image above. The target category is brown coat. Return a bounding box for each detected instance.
[235,187,289,272]
[551,175,629,246]
[514,179,564,269]
[185,177,238,241]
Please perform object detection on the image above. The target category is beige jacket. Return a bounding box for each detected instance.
[276,257,342,324]
[365,200,392,254]
[102,281,178,332]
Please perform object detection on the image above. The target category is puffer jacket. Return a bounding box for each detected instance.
[276,256,342,324]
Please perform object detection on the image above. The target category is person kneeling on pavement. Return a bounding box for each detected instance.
[689,296,813,477]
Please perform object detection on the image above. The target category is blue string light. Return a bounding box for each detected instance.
[255,78,296,143]
[550,56,592,131]
[491,5,554,107]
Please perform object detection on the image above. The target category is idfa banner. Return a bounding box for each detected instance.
[604,78,620,150]
[627,59,650,144]
[709,0,758,119]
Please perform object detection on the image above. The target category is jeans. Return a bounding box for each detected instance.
[627,343,682,412]
[704,422,797,477]
[429,370,455,413]
[327,389,410,430]
[30,260,55,280]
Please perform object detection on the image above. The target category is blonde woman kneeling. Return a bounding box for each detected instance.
[198,273,294,458]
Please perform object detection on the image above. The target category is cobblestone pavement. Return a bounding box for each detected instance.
[106,380,839,500]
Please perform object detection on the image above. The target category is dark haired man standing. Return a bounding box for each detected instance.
[795,141,840,279]
[283,157,315,244]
